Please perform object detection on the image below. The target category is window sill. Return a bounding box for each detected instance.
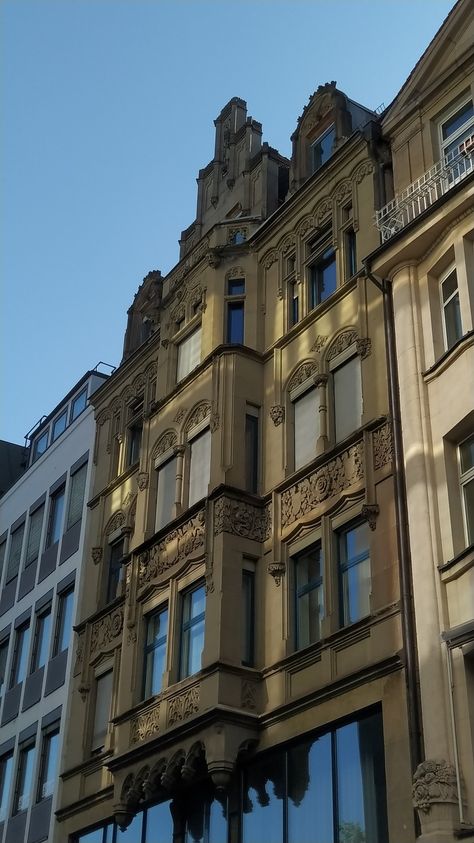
[423,329,474,381]
[439,542,474,581]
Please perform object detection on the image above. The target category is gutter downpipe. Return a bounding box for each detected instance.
[363,260,423,779]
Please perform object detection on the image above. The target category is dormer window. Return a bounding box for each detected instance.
[311,124,335,173]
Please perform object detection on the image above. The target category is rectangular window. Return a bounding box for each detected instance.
[66,463,88,531]
[0,753,13,823]
[92,670,113,752]
[226,302,245,344]
[294,543,324,650]
[31,606,52,672]
[245,412,259,494]
[126,399,143,468]
[25,505,44,566]
[294,388,319,470]
[311,124,335,172]
[345,228,357,278]
[106,540,124,604]
[242,569,255,667]
[46,485,65,548]
[32,430,48,463]
[155,456,177,531]
[441,267,462,351]
[339,521,371,626]
[441,100,474,163]
[0,640,8,698]
[71,387,88,421]
[37,728,59,801]
[180,585,205,680]
[6,523,25,582]
[460,435,474,545]
[143,607,168,698]
[289,280,299,327]
[53,587,74,656]
[0,539,6,582]
[309,247,336,308]
[334,355,362,442]
[13,743,35,814]
[177,327,201,382]
[10,622,30,687]
[189,429,211,507]
[52,409,67,442]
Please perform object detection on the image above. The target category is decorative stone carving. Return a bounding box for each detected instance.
[262,249,279,270]
[280,235,296,256]
[310,335,328,352]
[207,250,221,268]
[161,339,169,349]
[373,422,392,470]
[122,491,135,510]
[264,502,272,541]
[334,180,352,204]
[214,498,268,542]
[298,216,316,239]
[361,504,379,531]
[281,442,364,529]
[74,631,85,675]
[78,684,90,702]
[105,511,126,536]
[205,570,215,595]
[226,266,245,279]
[268,561,286,585]
[168,685,200,726]
[353,160,375,184]
[241,681,257,711]
[130,704,160,744]
[137,472,149,491]
[270,405,285,426]
[287,361,318,392]
[313,374,328,388]
[127,626,137,645]
[139,510,206,587]
[210,407,220,432]
[90,607,124,655]
[174,409,187,424]
[356,337,372,358]
[412,759,458,813]
[92,547,103,564]
[185,401,211,434]
[153,430,178,458]
[228,226,247,244]
[315,198,333,224]
[326,329,359,361]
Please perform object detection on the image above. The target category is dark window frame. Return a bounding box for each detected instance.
[36,724,60,803]
[46,484,66,549]
[143,605,168,700]
[12,740,35,815]
[179,583,206,681]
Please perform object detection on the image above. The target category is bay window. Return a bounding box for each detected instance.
[177,326,201,382]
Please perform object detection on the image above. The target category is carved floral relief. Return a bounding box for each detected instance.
[90,606,124,655]
[139,510,206,587]
[167,685,200,726]
[130,704,161,744]
[214,498,270,542]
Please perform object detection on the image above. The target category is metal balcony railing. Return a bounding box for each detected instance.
[375,142,474,242]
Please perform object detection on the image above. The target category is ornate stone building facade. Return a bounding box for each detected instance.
[55,5,474,841]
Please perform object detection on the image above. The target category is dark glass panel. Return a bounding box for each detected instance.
[242,753,284,843]
[145,801,174,843]
[287,733,333,843]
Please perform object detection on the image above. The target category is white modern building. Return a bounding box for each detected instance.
[0,368,108,843]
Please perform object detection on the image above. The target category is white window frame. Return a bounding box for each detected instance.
[440,264,462,352]
[290,375,320,471]
[439,97,474,163]
[176,324,202,383]
[459,434,474,547]
[154,446,178,532]
[328,342,362,443]
[188,422,211,508]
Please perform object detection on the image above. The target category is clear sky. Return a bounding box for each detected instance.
[1,0,456,444]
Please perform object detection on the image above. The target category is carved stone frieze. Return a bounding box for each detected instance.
[280,235,295,256]
[298,216,316,239]
[167,685,200,726]
[241,680,257,711]
[353,160,375,184]
[92,547,103,565]
[185,401,211,434]
[287,361,318,392]
[373,422,393,470]
[281,442,364,529]
[270,405,285,426]
[412,759,458,813]
[139,510,205,587]
[314,198,333,224]
[334,180,352,204]
[105,511,126,536]
[153,430,178,458]
[137,472,149,491]
[310,335,328,352]
[262,249,279,270]
[174,409,187,424]
[130,704,160,744]
[356,337,372,358]
[264,502,272,541]
[90,607,124,655]
[326,329,358,361]
[167,237,210,293]
[74,631,85,675]
[214,498,268,542]
[226,266,245,279]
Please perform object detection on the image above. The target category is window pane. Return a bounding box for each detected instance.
[38,730,59,800]
[0,754,13,822]
[11,624,30,686]
[463,478,474,545]
[345,229,357,278]
[106,541,124,604]
[116,812,143,842]
[0,541,6,581]
[242,753,284,843]
[245,414,259,494]
[92,671,113,751]
[145,802,174,843]
[295,545,324,649]
[294,389,319,470]
[189,429,211,506]
[177,327,202,382]
[242,570,255,666]
[32,608,52,671]
[52,410,67,442]
[71,388,87,421]
[144,608,168,698]
[334,356,362,442]
[336,712,388,843]
[227,301,245,344]
[33,431,48,462]
[442,101,474,140]
[14,744,35,813]
[310,248,336,307]
[311,125,335,172]
[339,523,371,626]
[460,436,474,474]
[47,486,65,547]
[55,589,74,655]
[287,734,333,843]
[67,463,88,530]
[181,586,205,679]
[6,524,24,582]
[228,278,245,295]
[156,457,177,531]
[0,642,8,697]
[26,506,44,565]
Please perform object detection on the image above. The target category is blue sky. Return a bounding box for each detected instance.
[1,0,455,444]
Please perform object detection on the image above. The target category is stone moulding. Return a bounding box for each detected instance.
[139,509,206,587]
[130,704,161,744]
[281,441,364,529]
[214,497,270,542]
[167,684,200,727]
[90,606,124,656]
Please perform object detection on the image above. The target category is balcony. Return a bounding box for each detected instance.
[375,141,474,242]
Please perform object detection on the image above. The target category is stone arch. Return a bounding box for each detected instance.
[260,248,279,269]
[184,400,211,437]
[151,429,178,461]
[324,327,359,366]
[286,359,319,393]
[104,509,126,536]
